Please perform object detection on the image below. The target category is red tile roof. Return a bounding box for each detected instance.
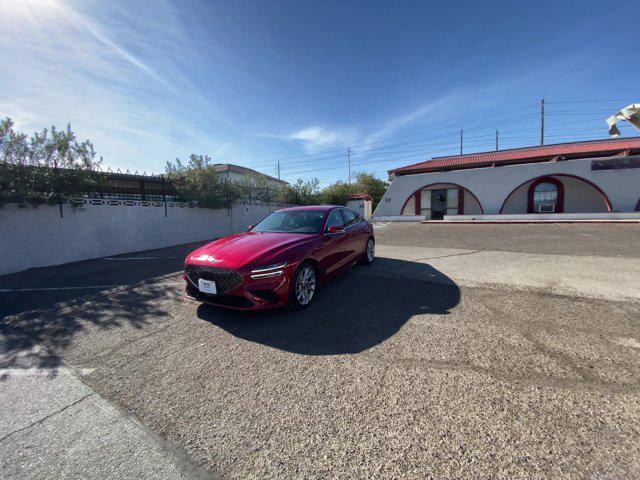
[391,137,640,175]
[349,193,373,201]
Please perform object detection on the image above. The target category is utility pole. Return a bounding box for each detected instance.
[347,147,352,183]
[460,128,463,155]
[495,129,499,151]
[540,95,545,146]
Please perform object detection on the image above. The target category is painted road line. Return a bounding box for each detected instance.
[0,283,184,293]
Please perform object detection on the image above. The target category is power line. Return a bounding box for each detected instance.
[545,98,636,104]
[233,105,541,171]
[224,98,636,178]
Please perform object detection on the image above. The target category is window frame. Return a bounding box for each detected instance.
[340,208,359,227]
[324,208,346,232]
[527,177,564,213]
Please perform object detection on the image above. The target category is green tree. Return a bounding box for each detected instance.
[276,178,320,205]
[318,172,389,209]
[320,180,355,206]
[0,117,103,208]
[351,172,389,210]
[165,154,239,208]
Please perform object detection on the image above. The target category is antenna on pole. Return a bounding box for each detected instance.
[347,147,352,183]
[495,129,499,151]
[541,95,545,146]
[460,128,463,155]
[277,160,281,180]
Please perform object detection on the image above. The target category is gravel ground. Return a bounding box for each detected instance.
[374,222,640,258]
[2,224,640,479]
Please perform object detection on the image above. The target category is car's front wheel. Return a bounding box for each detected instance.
[360,237,375,265]
[290,262,317,308]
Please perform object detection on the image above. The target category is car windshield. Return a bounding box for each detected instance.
[251,210,326,234]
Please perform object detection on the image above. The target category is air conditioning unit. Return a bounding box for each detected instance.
[537,204,555,213]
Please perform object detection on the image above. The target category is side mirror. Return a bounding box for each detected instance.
[247,224,254,232]
[326,225,345,235]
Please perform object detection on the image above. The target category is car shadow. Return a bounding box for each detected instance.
[0,241,209,379]
[197,257,461,355]
[0,241,209,318]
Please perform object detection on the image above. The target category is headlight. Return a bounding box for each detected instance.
[250,262,288,279]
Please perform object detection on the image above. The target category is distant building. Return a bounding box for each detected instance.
[374,137,640,220]
[213,163,288,188]
[347,194,373,220]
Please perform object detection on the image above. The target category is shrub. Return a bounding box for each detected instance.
[0,117,103,208]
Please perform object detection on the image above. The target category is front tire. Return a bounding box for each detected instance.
[290,262,317,309]
[360,237,375,265]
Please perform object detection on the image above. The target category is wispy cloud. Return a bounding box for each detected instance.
[0,0,225,172]
[359,90,473,148]
[277,90,469,155]
[287,126,353,152]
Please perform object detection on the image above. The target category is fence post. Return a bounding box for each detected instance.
[140,179,145,201]
[54,159,63,218]
[161,174,167,217]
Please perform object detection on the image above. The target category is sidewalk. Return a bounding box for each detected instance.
[0,325,214,480]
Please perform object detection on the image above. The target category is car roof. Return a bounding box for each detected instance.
[277,205,343,212]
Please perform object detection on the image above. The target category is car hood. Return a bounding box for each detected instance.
[187,231,316,269]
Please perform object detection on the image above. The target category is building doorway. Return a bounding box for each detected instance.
[402,183,483,218]
[430,189,447,220]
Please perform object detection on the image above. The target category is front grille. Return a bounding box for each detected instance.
[186,284,254,308]
[185,264,244,294]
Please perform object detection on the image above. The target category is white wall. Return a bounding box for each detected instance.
[374,155,640,217]
[346,199,373,220]
[400,184,483,216]
[229,203,273,234]
[501,176,610,214]
[563,176,609,213]
[501,183,529,214]
[464,192,482,215]
[0,201,278,276]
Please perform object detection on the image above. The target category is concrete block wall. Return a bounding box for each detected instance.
[0,202,278,276]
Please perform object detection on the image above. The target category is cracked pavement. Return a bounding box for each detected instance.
[1,224,639,479]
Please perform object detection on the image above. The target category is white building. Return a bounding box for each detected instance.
[373,138,640,220]
[214,163,288,189]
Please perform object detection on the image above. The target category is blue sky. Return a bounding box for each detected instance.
[1,0,638,186]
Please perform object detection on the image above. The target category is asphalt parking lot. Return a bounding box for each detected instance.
[2,223,640,479]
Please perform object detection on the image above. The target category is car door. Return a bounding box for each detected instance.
[340,208,367,262]
[318,208,351,275]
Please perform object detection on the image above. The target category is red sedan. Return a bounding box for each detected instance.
[184,205,375,310]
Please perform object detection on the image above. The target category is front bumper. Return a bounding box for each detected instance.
[184,263,295,311]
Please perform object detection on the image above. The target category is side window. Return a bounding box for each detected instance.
[341,208,358,227]
[325,209,345,230]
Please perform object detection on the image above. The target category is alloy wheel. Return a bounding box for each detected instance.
[366,238,375,262]
[295,265,316,306]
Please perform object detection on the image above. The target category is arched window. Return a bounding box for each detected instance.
[533,182,558,212]
[527,177,564,213]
